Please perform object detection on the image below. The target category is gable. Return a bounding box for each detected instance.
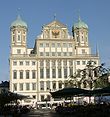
[45,20,67,28]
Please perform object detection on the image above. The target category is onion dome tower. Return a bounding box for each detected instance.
[10,15,27,47]
[72,16,89,46]
[10,15,28,54]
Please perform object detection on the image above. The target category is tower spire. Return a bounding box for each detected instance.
[54,13,56,20]
[17,8,21,20]
[96,44,99,56]
[17,8,21,15]
[78,9,81,22]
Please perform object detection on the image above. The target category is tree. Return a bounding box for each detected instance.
[66,60,110,89]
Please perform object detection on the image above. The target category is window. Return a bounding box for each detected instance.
[82,36,84,41]
[13,61,17,66]
[18,35,20,41]
[63,60,67,66]
[26,70,30,79]
[19,61,23,66]
[63,43,67,47]
[46,52,49,56]
[69,60,73,66]
[63,52,67,56]
[47,95,51,101]
[82,61,86,65]
[52,82,56,90]
[40,52,44,56]
[46,43,49,47]
[64,68,67,78]
[32,61,36,65]
[40,43,43,47]
[52,60,56,67]
[26,61,30,66]
[46,68,50,78]
[40,68,44,78]
[46,60,50,66]
[40,60,44,67]
[40,81,44,90]
[46,81,50,90]
[57,43,61,47]
[68,43,72,47]
[41,95,44,101]
[69,67,73,76]
[13,35,15,41]
[77,36,79,42]
[77,61,80,65]
[52,52,55,56]
[13,83,17,91]
[52,69,56,78]
[32,83,36,90]
[20,70,23,79]
[32,70,36,79]
[26,83,30,90]
[52,43,55,47]
[82,49,86,54]
[58,82,62,89]
[17,49,21,54]
[23,31,25,34]
[57,52,61,56]
[58,68,62,78]
[23,35,25,42]
[58,60,61,66]
[68,52,72,56]
[19,83,23,91]
[13,70,17,79]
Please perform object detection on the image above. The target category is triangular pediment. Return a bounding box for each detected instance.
[40,20,70,39]
[45,20,67,28]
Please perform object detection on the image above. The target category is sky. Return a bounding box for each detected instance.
[0,0,110,81]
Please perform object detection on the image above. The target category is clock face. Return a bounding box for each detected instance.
[52,29,60,38]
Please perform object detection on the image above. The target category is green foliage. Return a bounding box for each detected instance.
[94,74,110,88]
[67,61,110,89]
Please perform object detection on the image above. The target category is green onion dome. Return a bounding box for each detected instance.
[11,15,27,28]
[74,17,88,29]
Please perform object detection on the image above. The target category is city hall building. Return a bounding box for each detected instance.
[9,15,99,105]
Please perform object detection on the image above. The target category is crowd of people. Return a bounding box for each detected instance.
[55,102,110,117]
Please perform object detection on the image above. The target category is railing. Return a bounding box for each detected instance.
[10,54,36,58]
[10,53,98,58]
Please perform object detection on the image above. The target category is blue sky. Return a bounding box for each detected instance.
[0,0,110,81]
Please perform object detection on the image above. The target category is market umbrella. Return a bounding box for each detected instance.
[50,87,89,98]
[90,87,110,96]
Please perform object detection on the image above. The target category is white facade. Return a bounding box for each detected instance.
[9,16,99,105]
